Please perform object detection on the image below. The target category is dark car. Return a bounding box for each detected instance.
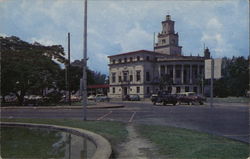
[177,92,206,105]
[123,94,140,101]
[152,91,177,106]
[95,94,110,102]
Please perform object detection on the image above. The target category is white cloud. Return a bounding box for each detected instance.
[1,0,248,74]
[207,18,223,30]
[116,23,152,52]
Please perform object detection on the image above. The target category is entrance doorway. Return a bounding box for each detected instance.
[123,87,128,96]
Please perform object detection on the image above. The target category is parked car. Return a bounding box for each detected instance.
[95,94,110,102]
[123,94,140,101]
[177,92,206,105]
[87,95,96,100]
[152,91,177,106]
[129,94,140,101]
[151,94,158,103]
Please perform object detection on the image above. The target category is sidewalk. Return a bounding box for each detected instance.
[1,103,124,109]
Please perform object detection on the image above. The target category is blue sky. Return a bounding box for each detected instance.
[1,0,249,74]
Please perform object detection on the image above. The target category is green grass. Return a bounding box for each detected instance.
[136,124,249,159]
[1,118,128,157]
[1,127,66,158]
[207,97,249,103]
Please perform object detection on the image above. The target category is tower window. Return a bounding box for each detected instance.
[112,59,115,64]
[136,71,141,81]
[112,73,116,83]
[162,39,166,43]
[146,72,150,81]
[137,87,140,93]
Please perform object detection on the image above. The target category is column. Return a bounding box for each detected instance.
[173,65,176,84]
[158,65,161,78]
[197,65,200,94]
[165,65,168,75]
[189,64,192,84]
[181,64,184,84]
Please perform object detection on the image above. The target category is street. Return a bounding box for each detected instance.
[1,102,249,143]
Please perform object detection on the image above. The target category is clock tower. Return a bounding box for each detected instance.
[154,15,182,56]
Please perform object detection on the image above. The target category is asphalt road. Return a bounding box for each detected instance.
[1,102,249,143]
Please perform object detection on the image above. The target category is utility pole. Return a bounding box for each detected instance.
[82,0,88,121]
[68,32,71,106]
[210,58,214,108]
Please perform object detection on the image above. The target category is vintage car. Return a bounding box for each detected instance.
[152,91,178,106]
[95,94,110,102]
[177,92,206,105]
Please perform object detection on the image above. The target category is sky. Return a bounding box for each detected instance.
[1,0,249,75]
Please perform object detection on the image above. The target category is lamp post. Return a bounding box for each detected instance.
[82,0,88,121]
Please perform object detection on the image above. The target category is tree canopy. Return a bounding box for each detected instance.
[1,36,66,105]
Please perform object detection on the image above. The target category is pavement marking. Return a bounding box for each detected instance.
[129,111,137,123]
[96,111,113,121]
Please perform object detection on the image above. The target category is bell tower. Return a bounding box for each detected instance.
[154,15,182,56]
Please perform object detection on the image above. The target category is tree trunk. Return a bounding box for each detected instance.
[15,91,25,106]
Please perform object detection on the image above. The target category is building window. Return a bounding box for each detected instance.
[130,75,133,82]
[123,72,128,82]
[168,86,172,93]
[146,72,150,81]
[124,58,127,63]
[193,87,197,93]
[112,59,115,64]
[176,70,181,78]
[147,87,150,94]
[112,73,116,83]
[130,57,133,62]
[137,56,140,61]
[176,87,181,93]
[136,71,141,81]
[162,39,166,43]
[146,56,150,61]
[112,87,115,93]
[119,76,122,82]
[185,86,189,92]
[137,87,140,93]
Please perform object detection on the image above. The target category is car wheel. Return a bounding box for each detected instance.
[199,101,203,105]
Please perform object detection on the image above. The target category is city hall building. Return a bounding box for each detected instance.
[108,15,211,98]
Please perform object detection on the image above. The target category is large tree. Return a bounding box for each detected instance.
[1,36,66,105]
[214,56,249,97]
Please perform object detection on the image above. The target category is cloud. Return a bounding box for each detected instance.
[116,23,152,52]
[1,0,248,74]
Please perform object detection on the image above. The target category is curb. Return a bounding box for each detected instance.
[1,122,112,159]
[1,104,124,110]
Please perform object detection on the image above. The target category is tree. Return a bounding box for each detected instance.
[1,36,66,105]
[214,56,248,97]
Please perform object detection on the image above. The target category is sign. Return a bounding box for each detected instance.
[205,58,222,79]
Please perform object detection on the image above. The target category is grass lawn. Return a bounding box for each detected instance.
[136,124,249,159]
[2,118,249,159]
[1,118,128,158]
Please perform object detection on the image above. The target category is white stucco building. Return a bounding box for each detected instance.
[108,15,211,98]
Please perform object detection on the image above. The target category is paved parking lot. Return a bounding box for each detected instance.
[1,101,249,143]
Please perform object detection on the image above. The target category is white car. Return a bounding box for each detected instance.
[87,95,96,100]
